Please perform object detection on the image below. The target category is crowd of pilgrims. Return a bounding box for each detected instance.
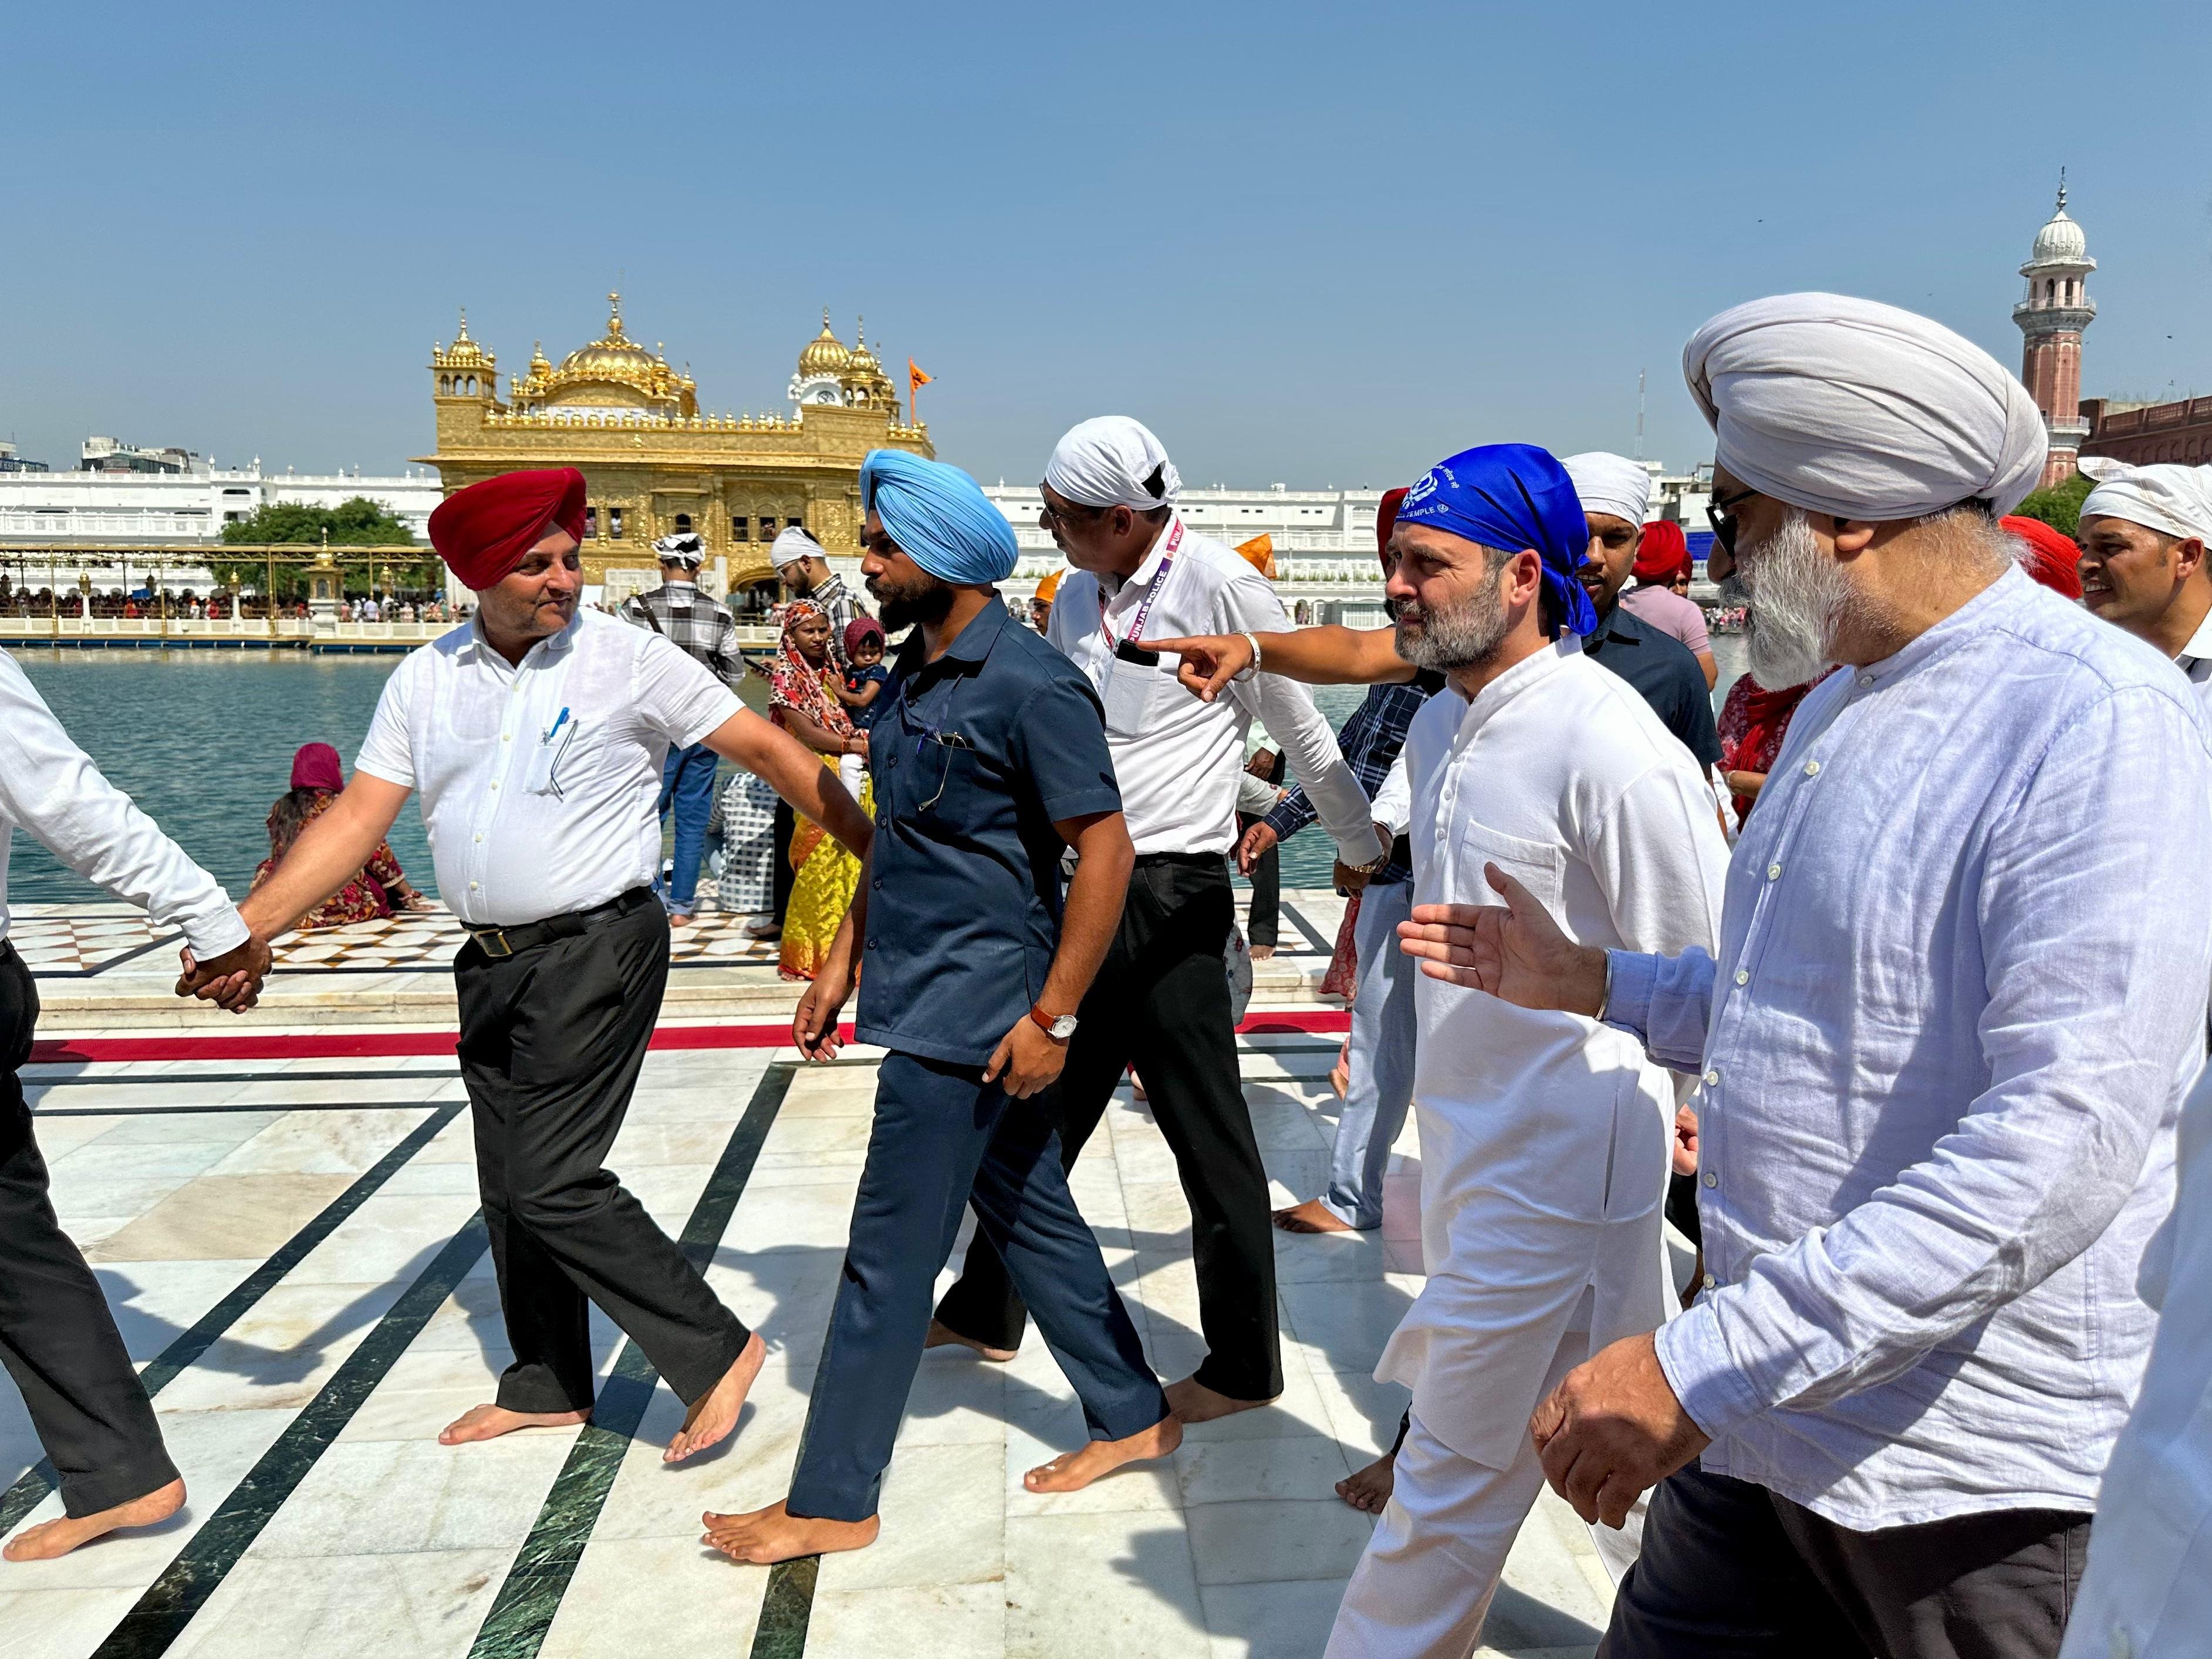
[5,289,2212,1659]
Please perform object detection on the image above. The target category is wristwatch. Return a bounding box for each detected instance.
[1029,1005,1079,1042]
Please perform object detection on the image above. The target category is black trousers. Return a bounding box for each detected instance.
[1602,1464,2091,1659]
[770,797,796,928]
[1236,813,1280,950]
[0,941,180,1517]
[787,1052,1166,1522]
[454,892,749,1413]
[935,854,1282,1402]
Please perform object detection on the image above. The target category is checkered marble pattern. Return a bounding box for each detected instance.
[7,905,178,975]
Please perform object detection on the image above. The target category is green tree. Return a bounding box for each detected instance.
[214,496,435,599]
[2010,471,2095,539]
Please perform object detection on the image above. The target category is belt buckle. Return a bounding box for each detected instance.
[474,928,514,959]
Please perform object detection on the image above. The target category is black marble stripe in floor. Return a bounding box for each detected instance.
[465,1062,798,1659]
[90,1212,493,1657]
[0,1101,461,1537]
[1277,898,1339,955]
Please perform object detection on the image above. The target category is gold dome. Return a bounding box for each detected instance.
[438,308,491,367]
[798,309,852,377]
[846,317,881,377]
[555,292,661,380]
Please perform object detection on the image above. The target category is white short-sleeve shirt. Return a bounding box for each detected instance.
[355,608,743,925]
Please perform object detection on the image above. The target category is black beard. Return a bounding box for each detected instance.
[874,579,954,633]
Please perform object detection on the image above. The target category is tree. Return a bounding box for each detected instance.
[214,496,436,599]
[2010,471,2095,539]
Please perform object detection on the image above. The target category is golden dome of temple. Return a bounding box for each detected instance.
[435,308,492,368]
[556,292,662,382]
[798,310,852,377]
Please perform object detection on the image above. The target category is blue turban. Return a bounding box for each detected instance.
[859,450,1019,586]
[1393,444,1597,638]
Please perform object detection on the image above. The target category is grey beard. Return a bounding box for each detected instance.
[1723,511,1850,688]
[1391,570,1511,673]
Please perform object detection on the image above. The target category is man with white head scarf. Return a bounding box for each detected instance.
[771,524,866,672]
[1409,294,2212,1657]
[931,415,1387,1425]
[2076,458,2212,710]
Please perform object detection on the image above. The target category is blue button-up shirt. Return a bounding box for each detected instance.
[1264,673,1443,886]
[1605,567,2212,1529]
[854,597,1122,1068]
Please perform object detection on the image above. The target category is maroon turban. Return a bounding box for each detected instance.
[1376,486,1410,573]
[428,467,588,591]
[289,742,345,793]
[2001,515,2084,602]
[1632,519,1691,584]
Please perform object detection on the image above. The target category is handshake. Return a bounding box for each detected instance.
[175,935,273,1015]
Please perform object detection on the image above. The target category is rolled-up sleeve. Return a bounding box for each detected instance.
[1657,684,2212,1440]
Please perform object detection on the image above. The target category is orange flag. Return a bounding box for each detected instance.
[909,359,933,398]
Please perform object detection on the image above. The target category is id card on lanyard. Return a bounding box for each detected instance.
[1099,520,1182,735]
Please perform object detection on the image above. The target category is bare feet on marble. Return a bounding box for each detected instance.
[664,1330,768,1464]
[1272,1198,1359,1235]
[924,1319,1017,1363]
[1023,1413,1181,1494]
[1335,1450,1397,1513]
[438,1404,590,1446]
[4,1477,185,1562]
[702,1500,879,1565]
[1166,1376,1279,1424]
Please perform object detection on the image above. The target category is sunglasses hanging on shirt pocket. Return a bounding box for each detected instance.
[526,709,582,799]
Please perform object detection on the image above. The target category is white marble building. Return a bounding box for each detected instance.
[0,461,444,542]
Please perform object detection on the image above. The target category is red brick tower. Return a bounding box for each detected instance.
[2013,174,2096,488]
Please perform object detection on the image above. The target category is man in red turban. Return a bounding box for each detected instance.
[1616,519,1718,690]
[2000,514,2085,602]
[429,468,589,592]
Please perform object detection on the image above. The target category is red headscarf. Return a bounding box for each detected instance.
[1632,519,1692,584]
[428,468,588,591]
[1376,486,1410,573]
[289,742,345,793]
[2001,515,2084,602]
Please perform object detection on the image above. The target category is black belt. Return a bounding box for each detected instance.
[1135,850,1230,869]
[460,887,656,959]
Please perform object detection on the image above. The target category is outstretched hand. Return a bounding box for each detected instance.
[175,936,272,1015]
[1129,634,1252,704]
[1396,862,1607,1015]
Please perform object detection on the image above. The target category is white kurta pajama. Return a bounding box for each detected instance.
[1328,640,1730,1659]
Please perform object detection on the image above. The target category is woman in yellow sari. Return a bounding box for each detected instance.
[766,600,873,979]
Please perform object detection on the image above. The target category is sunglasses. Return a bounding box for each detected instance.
[1705,484,1761,559]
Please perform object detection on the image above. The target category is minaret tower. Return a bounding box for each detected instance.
[2013,173,2096,488]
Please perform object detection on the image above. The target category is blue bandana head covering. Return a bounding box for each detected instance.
[1393,444,1596,638]
[859,450,1019,586]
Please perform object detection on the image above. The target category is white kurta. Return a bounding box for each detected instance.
[1375,638,1730,1468]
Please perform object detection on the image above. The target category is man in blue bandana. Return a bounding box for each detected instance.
[703,451,1178,1567]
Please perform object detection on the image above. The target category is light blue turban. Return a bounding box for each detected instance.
[859,450,1019,586]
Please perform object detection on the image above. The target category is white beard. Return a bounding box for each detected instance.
[1723,511,1852,689]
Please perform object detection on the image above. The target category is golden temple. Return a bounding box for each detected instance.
[416,295,931,596]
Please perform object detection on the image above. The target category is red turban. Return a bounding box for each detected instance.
[1376,486,1410,572]
[2001,515,2084,602]
[1632,519,1691,584]
[428,468,588,591]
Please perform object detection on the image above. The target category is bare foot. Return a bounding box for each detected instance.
[1250,945,1276,961]
[1024,1413,1181,1493]
[924,1319,1016,1363]
[438,1403,590,1446]
[1166,1376,1278,1424]
[669,911,697,930]
[1335,1450,1396,1513]
[702,1499,879,1565]
[4,1477,185,1562]
[742,920,782,941]
[665,1330,767,1464]
[1273,1198,1359,1235]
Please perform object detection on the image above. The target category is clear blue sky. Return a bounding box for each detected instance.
[5,0,2208,491]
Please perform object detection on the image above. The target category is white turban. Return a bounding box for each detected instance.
[1559,452,1650,526]
[651,531,704,566]
[2078,458,2212,545]
[770,525,826,568]
[1684,293,2046,521]
[1044,415,1182,512]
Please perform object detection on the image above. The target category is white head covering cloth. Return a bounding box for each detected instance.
[1684,293,2046,521]
[2078,458,2212,545]
[651,531,705,567]
[1559,452,1651,526]
[769,525,827,569]
[1044,415,1183,512]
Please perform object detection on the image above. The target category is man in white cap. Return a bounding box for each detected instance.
[771,525,865,673]
[2076,458,2212,709]
[931,415,1387,1423]
[1411,295,2212,1657]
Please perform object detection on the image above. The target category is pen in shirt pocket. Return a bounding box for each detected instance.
[542,707,570,745]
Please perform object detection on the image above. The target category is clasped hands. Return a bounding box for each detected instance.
[1397,860,1711,1524]
[174,935,273,1015]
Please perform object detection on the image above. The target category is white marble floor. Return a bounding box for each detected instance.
[4,1036,1619,1658]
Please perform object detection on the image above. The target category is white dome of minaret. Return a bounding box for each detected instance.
[2030,178,2089,263]
[2013,170,2097,490]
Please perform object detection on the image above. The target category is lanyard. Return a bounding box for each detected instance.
[1099,519,1183,652]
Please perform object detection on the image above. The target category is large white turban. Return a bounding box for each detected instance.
[1044,415,1183,512]
[2078,458,2212,545]
[1559,451,1651,526]
[770,525,826,568]
[1684,293,2046,521]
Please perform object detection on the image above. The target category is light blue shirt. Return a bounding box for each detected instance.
[1605,567,2212,1529]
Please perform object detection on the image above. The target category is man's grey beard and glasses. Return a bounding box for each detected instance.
[1720,509,1855,689]
[1391,549,1514,671]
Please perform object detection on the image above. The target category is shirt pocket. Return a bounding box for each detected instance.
[1454,817,1566,923]
[1100,656,1171,739]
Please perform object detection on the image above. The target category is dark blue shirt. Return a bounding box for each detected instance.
[843,663,891,731]
[1582,603,1723,769]
[854,596,1122,1067]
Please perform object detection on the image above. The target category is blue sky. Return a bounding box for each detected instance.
[5,0,2208,490]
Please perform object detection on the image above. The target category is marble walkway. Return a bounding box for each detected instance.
[4,1028,1622,1658]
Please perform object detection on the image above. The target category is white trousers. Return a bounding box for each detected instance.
[1326,1323,1644,1659]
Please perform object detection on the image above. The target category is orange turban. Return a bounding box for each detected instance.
[1034,569,1062,603]
[2001,515,2084,601]
[1633,520,1691,584]
[428,468,588,591]
[1234,533,1276,580]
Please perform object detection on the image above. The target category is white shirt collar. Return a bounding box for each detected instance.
[2178,603,2212,667]
[461,610,580,666]
[1102,515,1180,600]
